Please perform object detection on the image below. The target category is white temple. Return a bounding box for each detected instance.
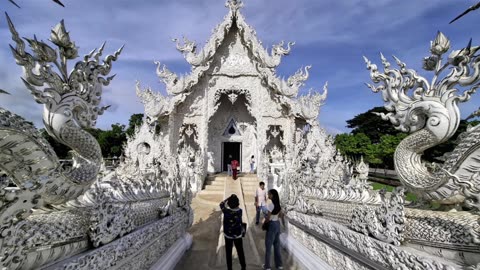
[135,0,326,177]
[1,0,480,269]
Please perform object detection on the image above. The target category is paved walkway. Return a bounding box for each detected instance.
[175,173,299,270]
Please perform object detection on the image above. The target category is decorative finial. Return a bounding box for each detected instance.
[226,0,243,11]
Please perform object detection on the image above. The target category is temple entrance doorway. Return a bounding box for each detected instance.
[223,142,241,172]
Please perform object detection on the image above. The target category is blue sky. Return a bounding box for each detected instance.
[1,0,479,134]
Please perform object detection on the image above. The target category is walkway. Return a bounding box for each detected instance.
[175,173,299,270]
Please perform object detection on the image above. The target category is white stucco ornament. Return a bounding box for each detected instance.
[1,2,479,270]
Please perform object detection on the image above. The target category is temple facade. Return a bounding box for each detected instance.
[3,0,479,269]
[136,0,326,176]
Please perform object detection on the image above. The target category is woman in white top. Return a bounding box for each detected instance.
[262,189,283,270]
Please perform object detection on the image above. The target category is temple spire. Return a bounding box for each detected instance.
[226,0,243,12]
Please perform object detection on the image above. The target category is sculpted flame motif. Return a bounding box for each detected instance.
[293,82,328,121]
[135,81,176,119]
[2,14,122,204]
[365,32,480,205]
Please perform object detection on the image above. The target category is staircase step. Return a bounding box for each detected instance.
[205,180,225,186]
[199,190,224,196]
[204,185,224,190]
[196,193,224,206]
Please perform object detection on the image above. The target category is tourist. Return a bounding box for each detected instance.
[220,194,246,270]
[262,189,283,270]
[231,159,239,180]
[249,155,255,173]
[255,181,267,225]
[227,155,233,176]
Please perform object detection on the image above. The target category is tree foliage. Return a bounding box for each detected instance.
[126,113,144,137]
[335,133,371,159]
[424,119,480,162]
[39,113,144,159]
[40,129,71,159]
[346,107,401,143]
[97,124,127,158]
[337,106,479,169]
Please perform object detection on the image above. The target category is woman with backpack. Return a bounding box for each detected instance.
[220,194,246,270]
[262,189,283,270]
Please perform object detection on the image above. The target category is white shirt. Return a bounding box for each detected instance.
[255,187,267,206]
[267,202,279,221]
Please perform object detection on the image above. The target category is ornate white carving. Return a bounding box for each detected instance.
[4,3,480,270]
[365,32,480,203]
[269,145,284,163]
[287,212,460,270]
[258,65,311,98]
[3,15,122,205]
[404,208,480,248]
[0,15,193,270]
[135,81,179,119]
[292,83,328,121]
[87,184,135,247]
[355,156,369,182]
[214,88,252,106]
[172,1,292,69]
[155,61,210,96]
[350,187,406,246]
[270,126,281,139]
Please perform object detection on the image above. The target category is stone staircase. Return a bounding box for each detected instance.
[175,173,301,270]
[239,175,300,269]
[196,174,226,206]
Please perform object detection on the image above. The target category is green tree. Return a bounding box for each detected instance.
[377,133,408,169]
[335,133,371,159]
[40,128,71,159]
[364,143,382,168]
[340,106,480,169]
[424,119,480,162]
[97,123,127,158]
[346,107,402,143]
[125,113,144,137]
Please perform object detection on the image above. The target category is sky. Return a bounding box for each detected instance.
[0,0,479,135]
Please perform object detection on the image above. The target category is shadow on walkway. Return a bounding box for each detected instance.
[175,209,222,269]
[175,175,300,270]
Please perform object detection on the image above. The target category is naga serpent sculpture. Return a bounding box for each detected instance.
[365,32,480,209]
[0,14,122,205]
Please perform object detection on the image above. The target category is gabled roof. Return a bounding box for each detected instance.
[137,0,328,122]
[173,0,293,69]
[155,0,310,97]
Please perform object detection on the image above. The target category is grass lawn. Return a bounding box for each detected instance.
[370,182,417,202]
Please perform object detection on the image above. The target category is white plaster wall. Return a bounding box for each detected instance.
[207,94,256,172]
[170,23,294,174]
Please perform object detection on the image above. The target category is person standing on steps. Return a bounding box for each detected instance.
[255,181,267,225]
[262,189,283,270]
[231,158,239,180]
[227,155,233,176]
[220,194,247,270]
[249,155,255,174]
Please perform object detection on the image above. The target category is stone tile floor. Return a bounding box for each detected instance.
[175,174,300,270]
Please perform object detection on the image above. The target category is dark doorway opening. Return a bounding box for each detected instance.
[223,142,241,171]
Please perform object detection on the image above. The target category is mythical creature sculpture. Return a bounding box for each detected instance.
[365,32,480,210]
[258,65,311,98]
[2,14,122,205]
[0,15,193,270]
[155,61,210,95]
[292,82,328,121]
[135,81,177,119]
